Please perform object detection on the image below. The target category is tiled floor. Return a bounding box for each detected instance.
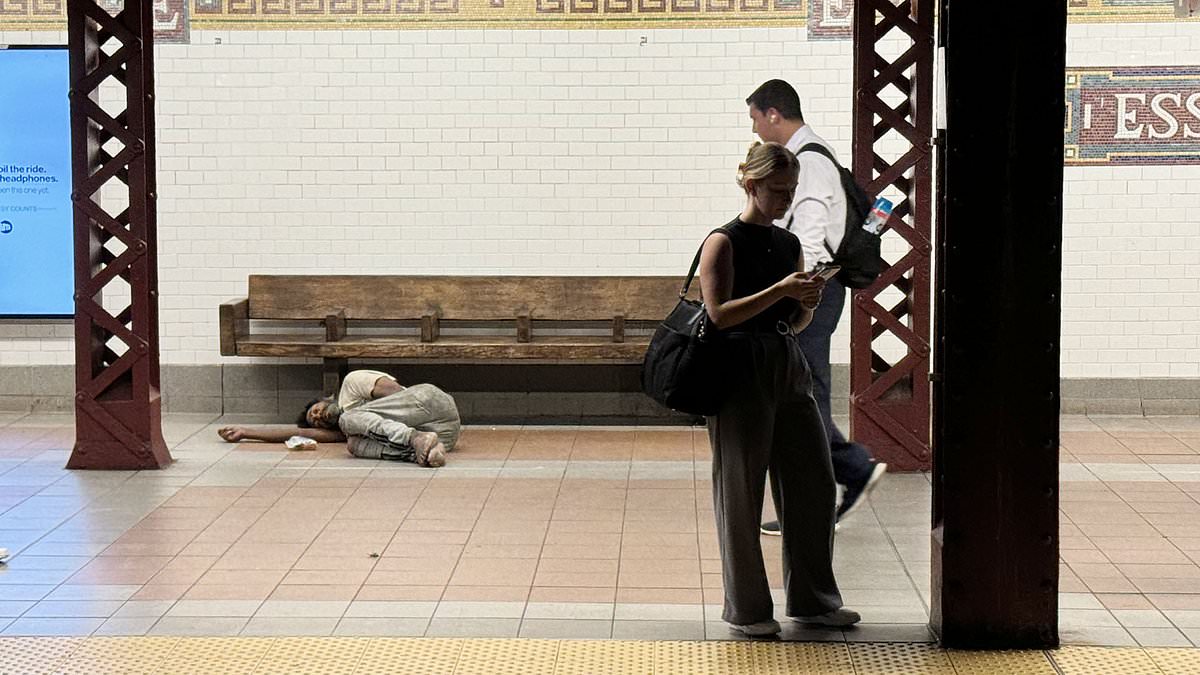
[0,412,1199,653]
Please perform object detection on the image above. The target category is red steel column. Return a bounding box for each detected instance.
[67,0,170,469]
[849,0,934,471]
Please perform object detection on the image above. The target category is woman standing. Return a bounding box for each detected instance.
[698,142,861,635]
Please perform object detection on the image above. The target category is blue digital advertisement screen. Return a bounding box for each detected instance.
[0,46,73,318]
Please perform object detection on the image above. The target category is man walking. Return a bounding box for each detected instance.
[745,80,888,533]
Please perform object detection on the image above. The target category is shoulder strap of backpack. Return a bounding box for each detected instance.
[680,224,734,299]
[796,142,840,168]
[797,143,846,257]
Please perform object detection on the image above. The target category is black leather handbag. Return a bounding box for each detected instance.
[641,229,730,416]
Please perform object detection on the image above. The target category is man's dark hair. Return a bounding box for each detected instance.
[746,79,804,122]
[297,398,322,428]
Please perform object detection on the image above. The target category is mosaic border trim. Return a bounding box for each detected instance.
[1065,66,1200,166]
[3,0,1199,33]
[188,0,807,30]
[806,0,849,40]
[1069,0,1182,23]
[0,0,188,41]
[1,0,810,32]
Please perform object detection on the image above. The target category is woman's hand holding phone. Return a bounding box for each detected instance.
[809,262,842,281]
[777,272,825,308]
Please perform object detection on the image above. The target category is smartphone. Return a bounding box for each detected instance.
[810,262,842,281]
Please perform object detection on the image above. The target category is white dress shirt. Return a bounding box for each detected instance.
[775,125,848,273]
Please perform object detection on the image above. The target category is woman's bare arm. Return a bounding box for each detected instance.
[789,254,821,333]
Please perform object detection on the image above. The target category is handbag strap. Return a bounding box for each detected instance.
[680,225,733,299]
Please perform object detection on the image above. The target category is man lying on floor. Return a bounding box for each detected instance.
[217,369,460,467]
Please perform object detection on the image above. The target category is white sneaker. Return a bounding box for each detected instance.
[792,608,861,627]
[837,462,888,522]
[762,521,840,535]
[0,548,9,564]
[759,521,781,536]
[728,619,781,636]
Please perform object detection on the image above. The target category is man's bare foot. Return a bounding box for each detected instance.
[410,431,446,467]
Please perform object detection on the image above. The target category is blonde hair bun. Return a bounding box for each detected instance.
[736,141,798,189]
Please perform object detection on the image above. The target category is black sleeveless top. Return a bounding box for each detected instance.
[718,217,802,332]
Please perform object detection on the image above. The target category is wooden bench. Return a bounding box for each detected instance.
[219,275,690,394]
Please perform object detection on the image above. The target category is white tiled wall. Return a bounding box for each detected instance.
[1062,21,1200,378]
[1,21,1198,378]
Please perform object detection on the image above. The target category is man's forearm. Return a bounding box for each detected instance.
[231,425,345,443]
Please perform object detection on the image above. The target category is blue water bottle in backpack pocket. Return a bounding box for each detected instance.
[862,197,893,235]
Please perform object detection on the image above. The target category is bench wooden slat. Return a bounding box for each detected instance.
[235,335,651,361]
[247,275,687,322]
[223,275,692,382]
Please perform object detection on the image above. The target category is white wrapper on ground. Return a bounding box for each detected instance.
[285,436,318,451]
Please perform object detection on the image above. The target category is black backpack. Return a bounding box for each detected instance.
[796,143,884,289]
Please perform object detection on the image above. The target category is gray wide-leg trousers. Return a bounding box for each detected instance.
[708,333,844,625]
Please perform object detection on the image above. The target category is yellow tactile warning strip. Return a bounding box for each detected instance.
[555,639,655,675]
[1048,645,1163,674]
[167,636,274,674]
[848,642,955,674]
[753,642,854,674]
[654,640,756,675]
[945,649,1057,675]
[1146,647,1200,674]
[56,636,180,674]
[0,637,83,675]
[256,637,371,675]
[356,638,462,674]
[0,637,1198,674]
[456,638,560,675]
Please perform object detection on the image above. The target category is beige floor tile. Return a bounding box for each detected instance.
[365,557,454,586]
[448,558,538,587]
[128,585,189,602]
[279,569,370,586]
